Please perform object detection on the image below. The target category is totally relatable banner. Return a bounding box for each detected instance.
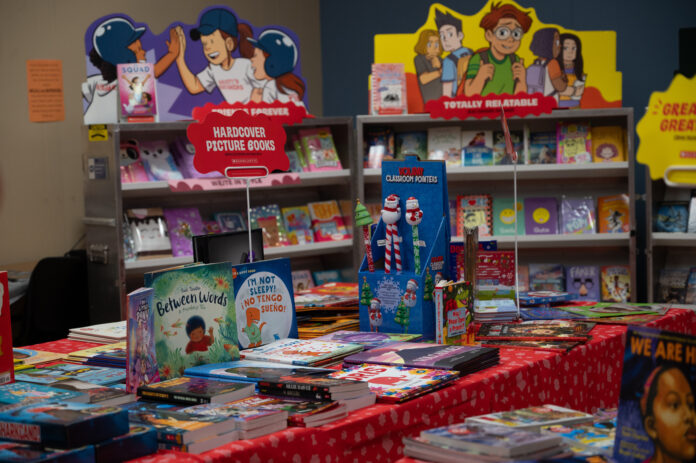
[374,0,622,117]
[83,6,308,124]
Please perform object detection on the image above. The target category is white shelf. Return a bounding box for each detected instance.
[125,255,192,271]
[364,162,628,183]
[651,232,696,247]
[451,233,631,249]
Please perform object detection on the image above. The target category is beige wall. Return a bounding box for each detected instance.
[0,0,322,265]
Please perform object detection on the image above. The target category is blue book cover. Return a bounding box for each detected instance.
[144,262,239,380]
[185,360,333,383]
[232,258,298,349]
[565,266,600,302]
[94,424,158,463]
[0,442,95,462]
[0,401,128,448]
[14,364,125,386]
[0,382,86,406]
[462,146,494,166]
[529,264,565,292]
[126,407,237,444]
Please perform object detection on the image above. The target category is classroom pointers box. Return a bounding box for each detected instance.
[359,156,451,339]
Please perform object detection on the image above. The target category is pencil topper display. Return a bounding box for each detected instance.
[359,155,451,338]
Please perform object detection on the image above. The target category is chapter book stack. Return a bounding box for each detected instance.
[68,320,126,343]
[66,342,126,368]
[179,400,288,437]
[137,376,254,405]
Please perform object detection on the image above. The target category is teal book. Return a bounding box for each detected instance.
[492,198,525,236]
[144,262,239,380]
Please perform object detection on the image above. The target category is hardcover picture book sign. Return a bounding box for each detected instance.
[373,0,622,117]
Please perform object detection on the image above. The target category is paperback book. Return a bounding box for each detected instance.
[492,130,522,165]
[137,376,254,405]
[466,404,593,431]
[14,363,125,386]
[307,200,351,242]
[239,338,363,367]
[0,442,95,462]
[0,382,86,406]
[597,194,630,233]
[476,321,595,342]
[434,279,474,345]
[299,127,342,171]
[524,197,558,235]
[427,126,461,164]
[49,380,136,406]
[480,339,582,352]
[312,331,422,350]
[281,206,314,245]
[163,208,205,257]
[492,198,525,236]
[560,197,596,234]
[591,126,625,162]
[12,349,64,367]
[559,303,663,319]
[117,62,156,120]
[370,63,407,116]
[126,287,159,394]
[600,265,631,302]
[127,407,237,445]
[557,122,592,164]
[68,320,126,343]
[527,131,557,164]
[94,424,159,463]
[565,266,600,301]
[654,201,689,233]
[395,131,428,160]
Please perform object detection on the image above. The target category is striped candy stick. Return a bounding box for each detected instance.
[393,224,402,272]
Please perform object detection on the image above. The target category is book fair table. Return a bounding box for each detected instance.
[21,308,696,463]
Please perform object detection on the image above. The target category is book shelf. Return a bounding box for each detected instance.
[82,117,357,324]
[356,108,637,301]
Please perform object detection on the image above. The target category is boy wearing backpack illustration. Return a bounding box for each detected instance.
[435,9,472,98]
[463,3,532,97]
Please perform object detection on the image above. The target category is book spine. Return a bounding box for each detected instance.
[434,286,444,344]
[138,389,208,405]
[258,382,332,401]
[0,420,42,443]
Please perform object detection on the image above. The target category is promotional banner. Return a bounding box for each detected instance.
[373,0,622,118]
[83,6,309,124]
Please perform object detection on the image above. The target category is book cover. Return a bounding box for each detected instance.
[163,208,205,257]
[138,376,254,405]
[250,204,289,248]
[307,200,351,242]
[65,341,125,365]
[0,382,86,406]
[127,208,172,257]
[127,287,159,394]
[461,146,494,167]
[456,195,492,237]
[0,442,95,462]
[169,136,219,179]
[0,272,12,385]
[434,280,474,345]
[614,327,696,463]
[286,150,303,173]
[560,303,664,319]
[94,424,158,463]
[69,321,126,341]
[476,321,595,341]
[365,127,394,167]
[591,126,625,162]
[527,131,557,164]
[329,363,459,403]
[180,400,287,428]
[0,401,129,448]
[557,122,592,164]
[543,420,616,456]
[281,206,314,245]
[518,265,530,292]
[560,197,596,234]
[144,262,239,380]
[117,62,156,119]
[529,264,565,292]
[239,338,363,366]
[689,197,696,233]
[654,201,689,233]
[519,291,573,306]
[231,394,342,426]
[312,269,342,286]
[232,258,298,349]
[565,266,600,301]
[480,339,582,352]
[370,63,407,116]
[49,380,135,406]
[203,220,222,234]
[300,127,342,171]
[15,364,125,386]
[492,198,525,236]
[466,404,593,431]
[138,140,183,181]
[657,267,690,303]
[524,197,558,235]
[600,265,631,302]
[477,251,516,286]
[312,331,422,350]
[597,194,630,233]
[427,126,461,164]
[12,349,63,367]
[492,130,522,165]
[395,131,427,160]
[291,270,315,293]
[185,360,334,384]
[127,407,237,445]
[215,212,247,233]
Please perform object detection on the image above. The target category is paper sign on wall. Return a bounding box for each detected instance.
[27,60,65,122]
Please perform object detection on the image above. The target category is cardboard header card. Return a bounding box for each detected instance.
[82,6,310,124]
[373,0,622,118]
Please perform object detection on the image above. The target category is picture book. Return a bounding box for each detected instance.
[0,442,95,462]
[231,258,298,349]
[14,363,125,386]
[434,280,474,345]
[456,195,492,237]
[138,376,254,405]
[427,126,461,164]
[466,404,593,431]
[565,266,600,301]
[126,287,159,394]
[250,204,289,247]
[0,272,12,385]
[600,265,631,302]
[0,382,86,406]
[476,321,595,342]
[338,199,355,231]
[312,269,342,286]
[291,270,315,293]
[215,212,246,233]
[518,265,530,292]
[127,407,237,445]
[312,331,422,350]
[493,130,522,165]
[370,63,407,116]
[527,131,557,164]
[492,198,525,236]
[180,402,287,432]
[163,208,205,257]
[49,380,136,406]
[68,320,126,342]
[524,197,558,235]
[591,126,625,162]
[286,150,304,173]
[64,343,126,367]
[143,262,239,380]
[461,145,494,167]
[120,147,150,184]
[138,140,183,181]
[170,135,219,179]
[543,419,616,457]
[117,62,156,120]
[395,131,427,160]
[365,127,394,167]
[12,349,63,367]
[127,208,172,257]
[614,327,696,463]
[529,264,565,292]
[343,342,499,373]
[281,206,314,245]
[689,196,696,233]
[559,303,664,319]
[203,220,220,235]
[184,360,334,384]
[299,127,342,171]
[239,338,363,367]
[654,201,689,233]
[94,424,159,463]
[221,394,343,427]
[329,363,459,403]
[597,194,630,233]
[477,251,516,286]
[657,267,689,303]
[474,299,518,323]
[0,401,129,448]
[557,122,592,164]
[560,197,596,234]
[307,200,351,242]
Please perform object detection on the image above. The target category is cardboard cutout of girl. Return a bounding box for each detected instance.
[555,33,586,108]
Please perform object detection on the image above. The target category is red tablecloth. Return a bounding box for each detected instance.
[26,309,696,463]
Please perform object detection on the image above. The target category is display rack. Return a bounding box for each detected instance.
[356,108,637,301]
[82,117,356,325]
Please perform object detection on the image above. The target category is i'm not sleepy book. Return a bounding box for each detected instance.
[144,263,239,380]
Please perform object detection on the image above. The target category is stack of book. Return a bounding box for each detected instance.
[66,341,127,368]
[475,321,596,352]
[294,282,360,339]
[68,320,127,343]
[541,409,617,457]
[137,376,255,406]
[179,400,289,437]
[474,299,518,323]
[465,404,594,431]
[12,348,64,372]
[15,363,126,387]
[0,379,135,408]
[313,331,422,349]
[239,338,364,367]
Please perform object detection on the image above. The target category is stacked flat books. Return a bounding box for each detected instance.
[313,331,423,350]
[49,379,136,407]
[14,363,126,386]
[298,318,360,339]
[474,299,518,323]
[239,338,364,367]
[0,381,88,407]
[541,412,616,457]
[465,404,594,431]
[180,401,288,438]
[66,341,127,368]
[476,320,596,343]
[137,376,255,405]
[68,320,127,343]
[558,302,667,319]
[226,394,349,427]
[12,348,64,372]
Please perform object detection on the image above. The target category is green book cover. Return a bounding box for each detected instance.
[492,198,525,236]
[144,262,239,380]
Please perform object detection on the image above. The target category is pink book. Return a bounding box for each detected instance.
[163,208,205,257]
[120,141,149,183]
[307,200,351,242]
[300,128,342,172]
[117,63,156,119]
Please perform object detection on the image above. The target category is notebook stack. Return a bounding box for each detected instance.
[474,299,518,323]
[239,338,364,367]
[66,341,127,368]
[68,320,127,344]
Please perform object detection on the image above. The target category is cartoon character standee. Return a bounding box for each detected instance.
[242,307,266,348]
[369,298,383,332]
[435,9,472,97]
[527,27,566,99]
[413,29,443,104]
[381,194,402,274]
[185,315,214,354]
[555,33,586,108]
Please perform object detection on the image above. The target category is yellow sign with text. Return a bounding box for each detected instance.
[637,74,696,187]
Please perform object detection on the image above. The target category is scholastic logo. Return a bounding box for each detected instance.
[0,421,41,442]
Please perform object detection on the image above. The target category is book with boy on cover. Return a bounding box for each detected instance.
[94,424,158,463]
[239,338,363,367]
[434,279,474,345]
[144,262,239,380]
[0,401,129,448]
[329,363,459,403]
[137,376,254,405]
[127,287,159,394]
[597,194,630,233]
[15,363,125,386]
[117,62,156,120]
[466,404,593,431]
[456,195,492,237]
[126,405,237,445]
[565,266,600,302]
[0,382,86,406]
[312,331,422,350]
[476,321,595,342]
[614,327,696,463]
[163,208,205,257]
[0,272,13,385]
[600,265,631,302]
[493,130,522,165]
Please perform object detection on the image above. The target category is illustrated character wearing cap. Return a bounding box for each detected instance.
[82,16,179,124]
[245,29,306,106]
[369,298,383,333]
[242,307,266,348]
[174,8,263,104]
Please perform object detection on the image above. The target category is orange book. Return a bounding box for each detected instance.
[597,194,629,233]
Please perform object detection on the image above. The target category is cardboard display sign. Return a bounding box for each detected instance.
[374,0,622,118]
